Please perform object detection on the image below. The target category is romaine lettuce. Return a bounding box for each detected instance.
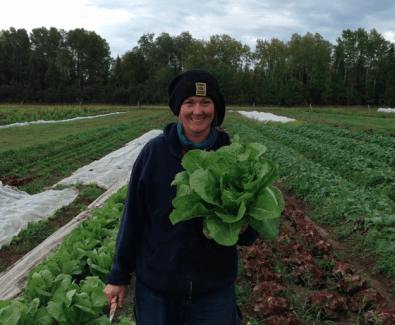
[170,135,285,246]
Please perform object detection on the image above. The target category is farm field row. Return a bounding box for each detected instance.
[0,104,168,126]
[0,110,178,194]
[0,183,105,274]
[223,112,395,288]
[253,106,395,136]
[253,122,395,200]
[3,104,394,136]
[1,106,395,323]
[236,192,395,324]
[3,183,394,325]
[0,110,174,275]
[0,184,135,325]
[0,109,171,153]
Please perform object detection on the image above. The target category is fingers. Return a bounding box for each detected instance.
[110,296,118,314]
[103,284,127,308]
[104,285,120,305]
[118,288,125,308]
[239,223,248,234]
[103,285,111,305]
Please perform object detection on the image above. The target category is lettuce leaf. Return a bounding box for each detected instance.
[169,134,285,246]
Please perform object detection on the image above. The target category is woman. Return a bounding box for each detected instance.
[104,69,258,325]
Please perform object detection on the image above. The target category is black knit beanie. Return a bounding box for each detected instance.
[168,69,226,126]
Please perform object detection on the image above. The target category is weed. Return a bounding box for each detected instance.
[1,244,9,251]
[273,263,282,273]
[19,220,51,241]
[0,260,8,273]
[236,282,253,306]
[118,316,136,325]
[301,303,326,325]
[300,270,315,289]
[317,258,336,271]
[11,236,20,245]
[79,184,102,200]
[333,225,353,240]
[283,287,298,307]
[53,184,66,190]
[246,318,264,325]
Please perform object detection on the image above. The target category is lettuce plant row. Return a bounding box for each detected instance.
[238,193,395,323]
[296,122,395,150]
[229,122,394,220]
[253,124,395,196]
[225,118,395,281]
[0,185,136,325]
[279,123,395,166]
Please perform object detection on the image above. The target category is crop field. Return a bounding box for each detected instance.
[246,105,395,137]
[1,105,395,324]
[0,104,168,126]
[0,108,177,193]
[223,112,395,324]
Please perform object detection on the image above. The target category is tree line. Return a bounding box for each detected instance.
[1,26,394,106]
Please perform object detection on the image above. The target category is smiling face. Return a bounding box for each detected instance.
[179,96,215,143]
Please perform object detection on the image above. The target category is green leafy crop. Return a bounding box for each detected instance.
[170,135,285,246]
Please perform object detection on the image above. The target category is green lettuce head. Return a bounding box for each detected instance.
[169,135,285,246]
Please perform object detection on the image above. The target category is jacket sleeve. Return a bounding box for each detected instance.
[106,150,147,285]
[236,225,259,246]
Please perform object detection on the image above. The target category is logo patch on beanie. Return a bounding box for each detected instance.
[196,83,206,96]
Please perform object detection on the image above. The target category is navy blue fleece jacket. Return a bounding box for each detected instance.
[106,123,259,294]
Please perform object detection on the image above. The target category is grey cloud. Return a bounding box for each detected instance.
[90,0,395,58]
[87,0,145,10]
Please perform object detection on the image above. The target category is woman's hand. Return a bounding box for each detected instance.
[239,223,248,235]
[103,284,128,308]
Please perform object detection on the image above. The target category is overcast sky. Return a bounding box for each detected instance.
[2,0,395,58]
